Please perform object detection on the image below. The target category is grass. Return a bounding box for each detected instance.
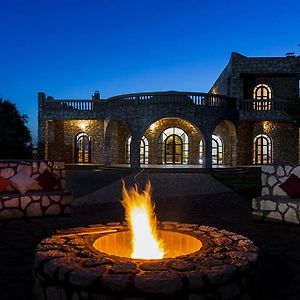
[213,168,261,200]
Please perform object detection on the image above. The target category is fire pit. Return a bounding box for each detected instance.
[34,184,259,299]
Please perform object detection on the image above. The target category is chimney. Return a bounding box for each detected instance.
[92,91,100,100]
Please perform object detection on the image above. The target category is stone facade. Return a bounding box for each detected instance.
[38,52,300,168]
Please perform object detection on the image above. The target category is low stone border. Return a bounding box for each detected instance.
[252,196,300,224]
[34,222,259,300]
[0,161,72,219]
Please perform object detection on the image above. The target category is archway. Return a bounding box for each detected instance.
[212,120,237,166]
[75,133,91,163]
[104,119,131,165]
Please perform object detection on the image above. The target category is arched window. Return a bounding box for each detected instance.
[253,84,272,110]
[253,134,272,164]
[199,140,204,165]
[212,135,223,165]
[158,127,189,164]
[140,136,149,164]
[126,136,132,164]
[126,136,149,164]
[75,133,91,163]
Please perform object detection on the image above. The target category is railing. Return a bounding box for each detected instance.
[43,92,237,112]
[239,99,287,111]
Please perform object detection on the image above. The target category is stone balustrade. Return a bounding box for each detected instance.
[43,91,236,112]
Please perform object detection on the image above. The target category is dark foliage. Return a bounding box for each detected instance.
[0,98,32,159]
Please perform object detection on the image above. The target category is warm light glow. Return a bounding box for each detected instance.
[121,182,165,259]
[79,121,87,131]
[149,123,157,131]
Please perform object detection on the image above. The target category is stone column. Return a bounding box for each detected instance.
[203,135,212,168]
[130,136,140,169]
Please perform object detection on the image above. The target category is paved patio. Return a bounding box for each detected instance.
[0,170,299,299]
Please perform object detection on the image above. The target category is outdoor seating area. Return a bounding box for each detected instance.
[252,164,300,224]
[0,161,72,219]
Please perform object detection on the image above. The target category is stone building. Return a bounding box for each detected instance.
[38,52,300,168]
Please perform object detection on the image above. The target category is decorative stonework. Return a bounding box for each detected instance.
[34,222,259,300]
[252,164,300,224]
[0,161,72,219]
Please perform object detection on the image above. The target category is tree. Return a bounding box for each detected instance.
[0,98,33,159]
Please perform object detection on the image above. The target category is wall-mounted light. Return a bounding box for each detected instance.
[79,121,87,131]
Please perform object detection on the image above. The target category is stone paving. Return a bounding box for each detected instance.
[0,171,300,299]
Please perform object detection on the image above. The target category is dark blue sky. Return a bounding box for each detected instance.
[0,0,299,143]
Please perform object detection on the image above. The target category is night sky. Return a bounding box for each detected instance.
[0,0,299,143]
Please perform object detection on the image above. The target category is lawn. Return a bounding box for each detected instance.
[213,168,261,200]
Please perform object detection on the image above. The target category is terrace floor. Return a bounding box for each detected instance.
[0,169,299,300]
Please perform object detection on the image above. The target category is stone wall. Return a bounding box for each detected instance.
[46,120,105,164]
[252,164,300,224]
[237,121,298,165]
[0,161,72,219]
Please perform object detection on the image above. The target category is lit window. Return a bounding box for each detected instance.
[199,140,204,164]
[253,134,272,164]
[253,84,272,110]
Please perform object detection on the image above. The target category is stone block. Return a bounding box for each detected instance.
[278,203,288,213]
[4,198,19,208]
[252,198,258,210]
[26,202,43,217]
[0,168,15,178]
[284,208,299,224]
[261,187,269,196]
[276,166,285,177]
[268,176,277,187]
[273,184,287,196]
[260,200,277,211]
[262,166,274,174]
[291,166,300,178]
[45,204,61,215]
[266,211,282,222]
[0,209,24,219]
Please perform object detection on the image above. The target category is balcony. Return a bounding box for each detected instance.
[239,99,292,121]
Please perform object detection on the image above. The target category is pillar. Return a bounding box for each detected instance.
[203,135,212,169]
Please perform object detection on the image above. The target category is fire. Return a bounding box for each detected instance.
[121,182,165,259]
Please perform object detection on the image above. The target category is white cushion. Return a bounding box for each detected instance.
[10,170,37,194]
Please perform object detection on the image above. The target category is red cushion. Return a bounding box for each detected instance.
[279,174,300,198]
[36,169,60,191]
[0,176,11,193]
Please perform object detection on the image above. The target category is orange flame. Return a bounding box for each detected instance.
[121,182,165,259]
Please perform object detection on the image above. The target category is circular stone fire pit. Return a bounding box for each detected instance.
[34,222,259,300]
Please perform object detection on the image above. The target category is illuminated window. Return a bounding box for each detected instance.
[199,140,204,165]
[158,127,189,164]
[253,84,272,110]
[212,135,223,165]
[75,133,91,163]
[140,136,149,164]
[253,134,272,164]
[126,136,149,164]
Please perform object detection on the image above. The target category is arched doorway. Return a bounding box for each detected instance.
[75,133,91,163]
[253,134,272,164]
[158,127,189,164]
[126,136,149,164]
[212,135,223,165]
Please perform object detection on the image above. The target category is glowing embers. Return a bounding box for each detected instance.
[93,182,202,259]
[93,230,202,259]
